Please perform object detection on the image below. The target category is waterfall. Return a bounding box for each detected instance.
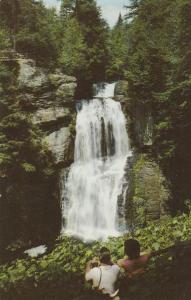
[61,83,131,241]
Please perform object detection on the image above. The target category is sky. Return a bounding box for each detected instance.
[44,0,129,27]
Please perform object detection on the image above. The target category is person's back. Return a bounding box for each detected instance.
[86,264,120,295]
[118,239,150,278]
[119,254,149,277]
[85,248,120,299]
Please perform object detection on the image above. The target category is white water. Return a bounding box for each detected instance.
[24,245,47,257]
[61,83,131,241]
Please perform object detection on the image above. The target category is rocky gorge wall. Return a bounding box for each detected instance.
[18,59,77,168]
[0,59,77,259]
[114,81,170,227]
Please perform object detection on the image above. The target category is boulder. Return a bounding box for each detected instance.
[48,72,76,86]
[44,127,74,166]
[32,107,71,129]
[56,82,77,100]
[18,59,48,92]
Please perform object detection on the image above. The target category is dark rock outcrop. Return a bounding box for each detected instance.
[115,80,154,149]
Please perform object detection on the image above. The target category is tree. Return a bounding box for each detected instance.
[59,18,86,76]
[76,0,109,82]
[106,14,128,80]
[124,0,142,20]
[59,0,109,85]
[0,0,20,50]
[60,0,76,21]
[0,0,62,67]
[0,28,11,51]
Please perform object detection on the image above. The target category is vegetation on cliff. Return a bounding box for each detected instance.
[0,59,60,258]
[123,0,191,213]
[0,0,110,84]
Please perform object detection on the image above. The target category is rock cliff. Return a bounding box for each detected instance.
[115,81,170,226]
[115,80,154,149]
[18,59,77,167]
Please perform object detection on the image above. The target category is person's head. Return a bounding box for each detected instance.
[99,247,111,265]
[124,239,140,260]
[99,247,110,254]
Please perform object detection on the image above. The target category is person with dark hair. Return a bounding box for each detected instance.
[118,238,173,278]
[117,239,150,278]
[85,247,120,299]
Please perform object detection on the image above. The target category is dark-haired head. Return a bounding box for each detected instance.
[124,239,140,260]
[99,247,110,254]
[99,247,112,265]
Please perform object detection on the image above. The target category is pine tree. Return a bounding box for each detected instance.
[59,0,109,83]
[75,0,109,82]
[59,18,86,76]
[107,13,128,80]
[60,0,76,21]
[116,13,123,28]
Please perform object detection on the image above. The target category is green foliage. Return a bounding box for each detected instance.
[0,60,59,251]
[59,0,109,83]
[107,14,128,80]
[0,214,191,299]
[0,28,11,50]
[60,0,76,21]
[124,0,191,212]
[59,18,86,76]
[0,0,61,67]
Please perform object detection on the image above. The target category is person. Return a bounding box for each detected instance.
[118,238,173,278]
[85,247,120,299]
[117,239,150,278]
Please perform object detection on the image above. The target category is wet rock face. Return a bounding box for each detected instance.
[125,154,170,227]
[18,59,77,168]
[134,155,169,223]
[114,80,154,148]
[114,81,170,224]
[114,80,128,103]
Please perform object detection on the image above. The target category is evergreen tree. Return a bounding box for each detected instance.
[0,28,11,51]
[60,0,76,21]
[0,0,20,50]
[59,18,86,76]
[107,14,128,80]
[59,0,109,83]
[0,0,62,67]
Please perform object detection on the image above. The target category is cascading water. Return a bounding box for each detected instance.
[61,83,131,241]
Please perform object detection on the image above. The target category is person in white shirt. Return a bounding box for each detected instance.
[85,247,120,299]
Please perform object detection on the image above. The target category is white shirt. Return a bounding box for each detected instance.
[85,264,120,296]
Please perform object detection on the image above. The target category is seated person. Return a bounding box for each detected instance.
[85,247,120,299]
[118,238,172,278]
[117,239,151,278]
